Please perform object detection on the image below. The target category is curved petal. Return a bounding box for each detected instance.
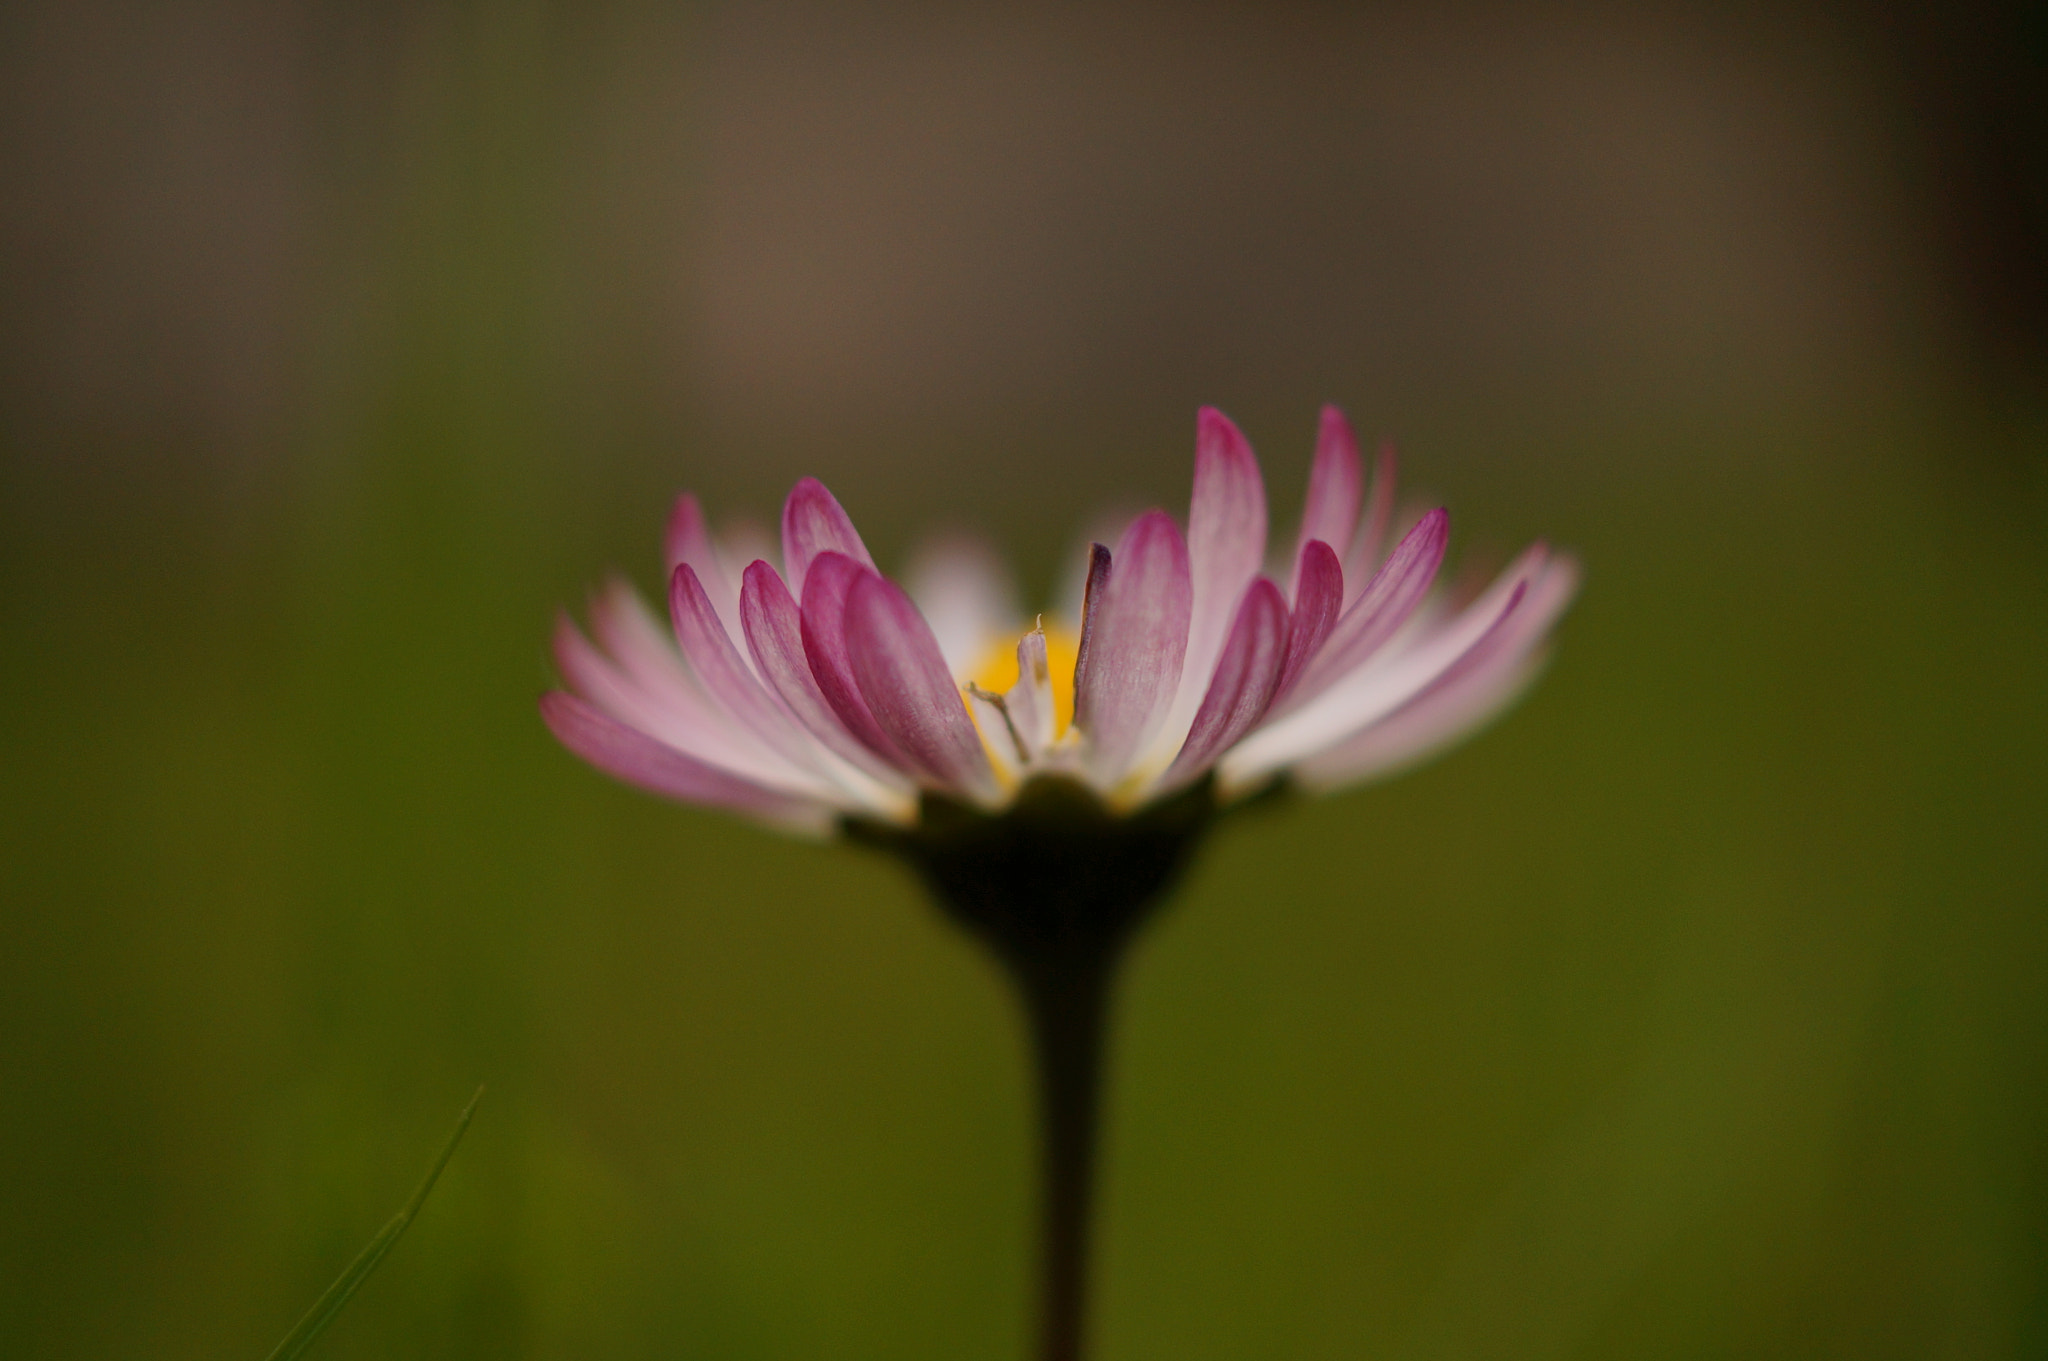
[1294,554,1579,789]
[800,551,909,768]
[580,581,700,711]
[559,594,784,784]
[1276,539,1343,705]
[740,559,914,790]
[1224,546,1553,786]
[781,477,876,599]
[1071,511,1192,785]
[844,571,999,800]
[1294,406,1361,580]
[671,563,851,791]
[1178,407,1268,706]
[1296,653,1548,790]
[663,494,745,645]
[1158,576,1289,793]
[1281,507,1448,713]
[541,691,830,833]
[1345,437,1399,604]
[554,611,694,739]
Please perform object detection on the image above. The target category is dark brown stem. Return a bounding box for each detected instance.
[843,776,1224,1361]
[1013,947,1118,1361]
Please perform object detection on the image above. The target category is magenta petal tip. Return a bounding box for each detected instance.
[543,407,1573,830]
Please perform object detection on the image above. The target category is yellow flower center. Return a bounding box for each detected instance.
[967,626,1080,737]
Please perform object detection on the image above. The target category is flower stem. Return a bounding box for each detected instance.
[845,776,1223,1361]
[1012,945,1119,1361]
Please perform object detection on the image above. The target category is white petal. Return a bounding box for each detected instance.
[903,534,1022,678]
[561,589,827,798]
[1221,548,1553,785]
[1009,627,1057,758]
[1292,652,1548,790]
[1290,555,1578,789]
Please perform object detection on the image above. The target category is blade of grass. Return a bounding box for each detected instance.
[261,1086,484,1361]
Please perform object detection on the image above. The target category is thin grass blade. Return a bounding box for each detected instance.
[261,1086,484,1361]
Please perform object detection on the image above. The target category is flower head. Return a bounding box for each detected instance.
[543,406,1577,837]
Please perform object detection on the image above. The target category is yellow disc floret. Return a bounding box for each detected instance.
[968,625,1080,736]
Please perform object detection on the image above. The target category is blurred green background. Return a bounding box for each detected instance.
[3,3,2046,1358]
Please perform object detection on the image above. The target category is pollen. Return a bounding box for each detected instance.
[969,625,1080,736]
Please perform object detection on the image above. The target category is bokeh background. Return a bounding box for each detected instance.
[3,2,2046,1357]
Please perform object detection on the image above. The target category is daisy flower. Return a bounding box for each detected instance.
[541,404,1576,1361]
[542,406,1577,835]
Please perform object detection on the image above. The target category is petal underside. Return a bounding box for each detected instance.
[1276,539,1343,705]
[781,477,877,600]
[740,559,913,791]
[1295,405,1362,581]
[1224,543,1558,787]
[541,691,830,832]
[1283,506,1448,713]
[844,571,999,801]
[1072,512,1193,786]
[1155,408,1269,760]
[1296,553,1578,789]
[800,552,908,768]
[1159,576,1289,792]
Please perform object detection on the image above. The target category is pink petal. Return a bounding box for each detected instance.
[843,571,998,799]
[540,691,827,831]
[1407,552,1574,696]
[1071,510,1193,783]
[1294,651,1544,789]
[580,583,698,709]
[1345,438,1400,605]
[557,600,773,780]
[1294,405,1362,580]
[1159,576,1289,791]
[1225,546,1551,785]
[1285,507,1448,711]
[582,581,790,761]
[1423,539,1554,646]
[665,493,748,654]
[553,610,679,733]
[780,477,876,599]
[741,558,911,784]
[799,551,910,768]
[1295,554,1579,787]
[1182,406,1269,698]
[670,563,829,773]
[1276,539,1343,704]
